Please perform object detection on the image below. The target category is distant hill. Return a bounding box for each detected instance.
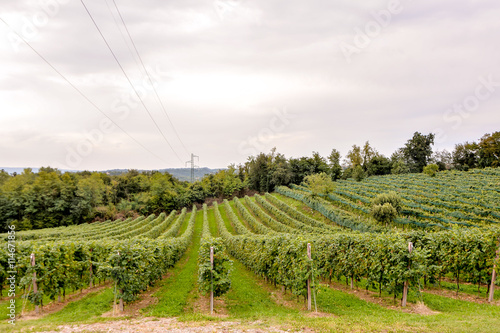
[1,167,221,182]
[103,167,221,181]
[1,167,41,174]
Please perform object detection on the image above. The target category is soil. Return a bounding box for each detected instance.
[45,318,298,333]
[191,292,229,318]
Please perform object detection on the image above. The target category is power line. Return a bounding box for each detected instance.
[0,16,168,165]
[104,0,142,71]
[111,0,190,156]
[80,0,184,164]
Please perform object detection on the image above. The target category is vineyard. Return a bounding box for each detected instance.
[1,169,500,332]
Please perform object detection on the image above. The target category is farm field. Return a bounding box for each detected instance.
[1,170,500,332]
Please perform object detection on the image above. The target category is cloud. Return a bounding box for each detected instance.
[0,0,499,169]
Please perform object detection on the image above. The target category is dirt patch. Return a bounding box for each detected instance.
[305,311,334,318]
[46,317,296,332]
[18,282,111,321]
[268,288,305,310]
[423,288,500,306]
[191,292,228,318]
[411,302,440,316]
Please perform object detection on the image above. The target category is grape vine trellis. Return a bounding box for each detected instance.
[1,169,499,312]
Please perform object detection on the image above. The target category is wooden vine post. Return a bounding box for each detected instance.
[114,251,123,314]
[489,241,499,303]
[402,242,413,307]
[89,248,93,288]
[210,246,214,314]
[119,289,124,312]
[30,253,39,314]
[307,243,312,311]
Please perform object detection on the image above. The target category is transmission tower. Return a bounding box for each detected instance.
[185,153,199,182]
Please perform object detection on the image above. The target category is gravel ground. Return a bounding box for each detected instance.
[46,317,299,332]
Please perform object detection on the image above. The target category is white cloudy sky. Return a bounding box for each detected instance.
[1,0,499,170]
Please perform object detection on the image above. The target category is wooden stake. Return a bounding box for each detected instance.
[89,249,93,288]
[489,244,499,303]
[307,243,312,311]
[119,291,124,312]
[30,253,39,314]
[210,246,214,315]
[113,281,117,316]
[402,242,413,307]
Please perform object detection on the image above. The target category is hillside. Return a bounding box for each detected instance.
[1,169,499,332]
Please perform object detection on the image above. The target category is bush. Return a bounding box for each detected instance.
[303,172,335,197]
[353,165,366,182]
[423,164,439,177]
[371,192,402,224]
[372,191,402,214]
[371,203,398,225]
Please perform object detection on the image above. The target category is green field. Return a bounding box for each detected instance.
[1,169,499,332]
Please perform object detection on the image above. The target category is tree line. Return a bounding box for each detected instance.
[242,131,499,192]
[0,130,498,232]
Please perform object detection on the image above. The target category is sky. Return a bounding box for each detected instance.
[1,0,499,171]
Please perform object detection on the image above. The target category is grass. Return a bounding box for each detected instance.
[146,210,202,317]
[217,204,236,234]
[36,288,114,323]
[0,281,106,319]
[428,279,500,300]
[207,207,219,237]
[224,259,297,319]
[177,211,192,236]
[1,202,499,332]
[0,287,114,332]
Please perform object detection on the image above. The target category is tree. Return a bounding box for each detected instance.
[288,152,329,185]
[269,153,293,189]
[477,131,500,168]
[366,155,392,176]
[402,132,435,172]
[303,172,335,197]
[148,173,178,213]
[390,148,410,174]
[431,150,452,171]
[204,166,245,198]
[423,164,439,177]
[361,141,378,167]
[346,145,363,168]
[246,152,272,192]
[452,142,479,171]
[0,170,10,186]
[352,165,366,182]
[327,149,342,181]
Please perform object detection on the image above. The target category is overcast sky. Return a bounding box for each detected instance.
[1,0,499,170]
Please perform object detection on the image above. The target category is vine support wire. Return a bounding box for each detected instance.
[21,284,33,316]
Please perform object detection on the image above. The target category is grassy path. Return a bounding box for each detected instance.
[0,288,114,332]
[146,210,202,317]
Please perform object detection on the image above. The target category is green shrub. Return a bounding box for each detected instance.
[423,164,439,177]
